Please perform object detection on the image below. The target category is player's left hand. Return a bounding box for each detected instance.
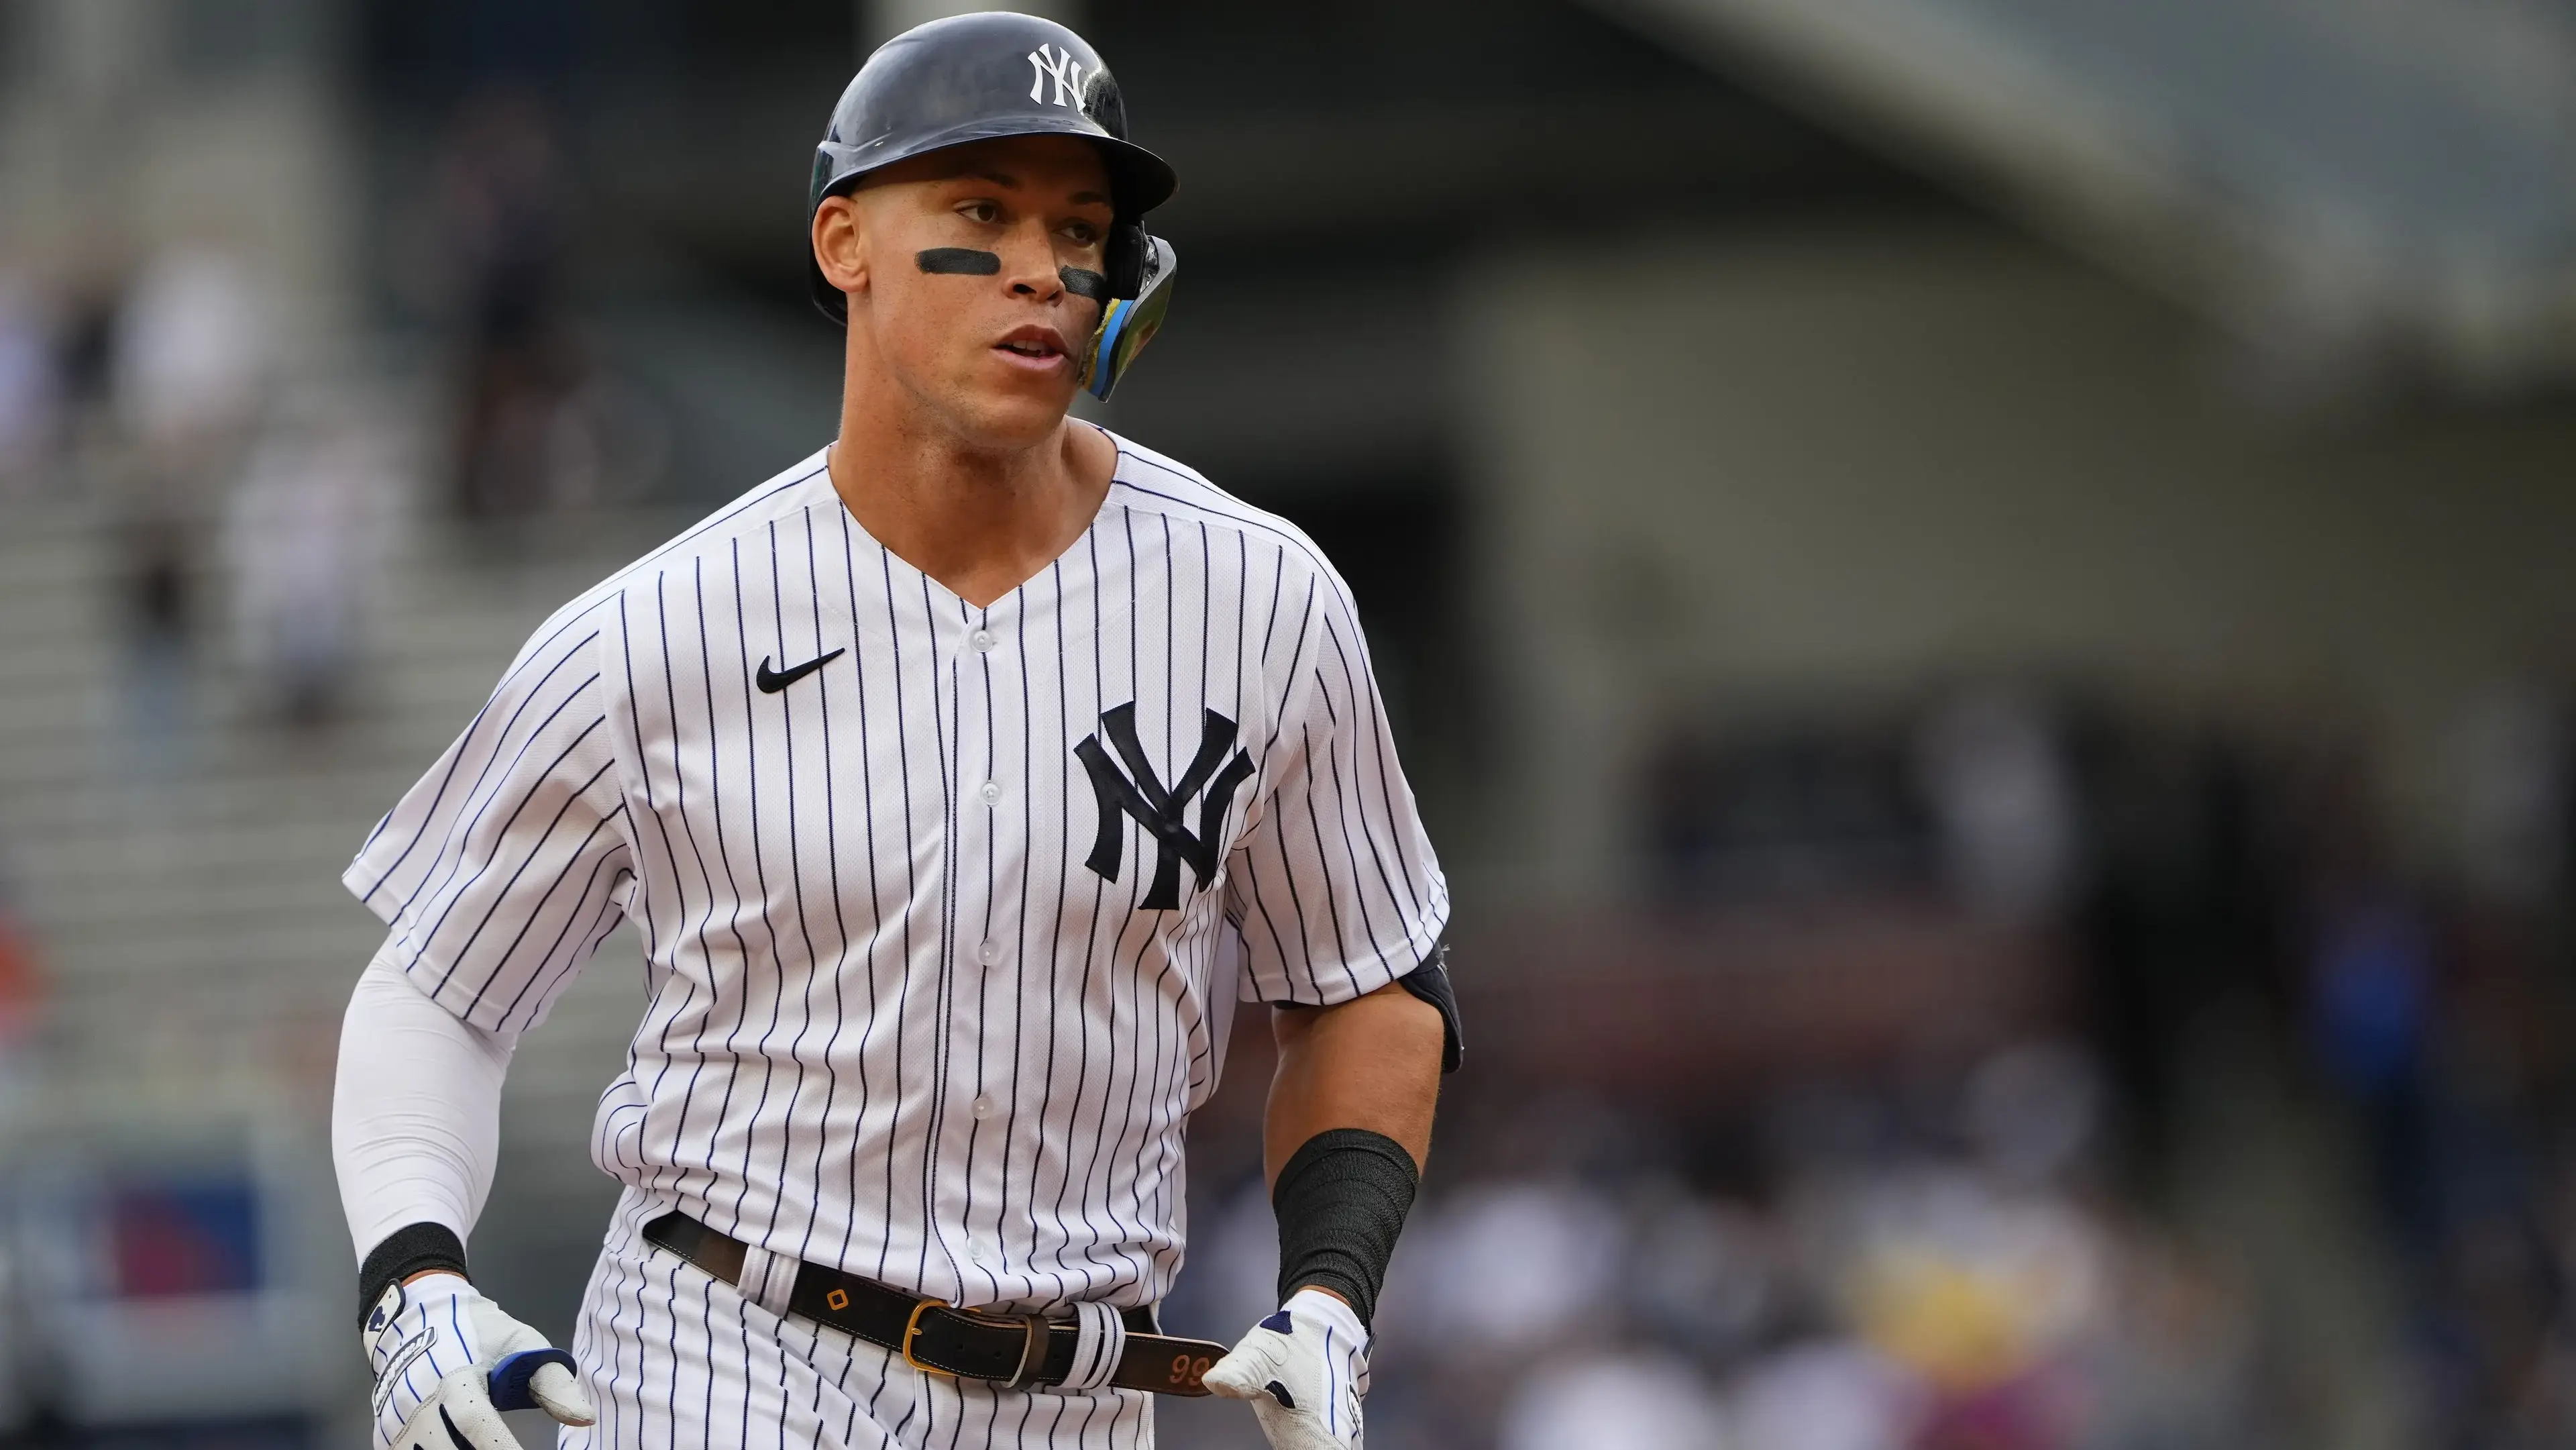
[1203,1287,1371,1450]
[364,1272,596,1450]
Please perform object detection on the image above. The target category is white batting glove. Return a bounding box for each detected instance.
[1203,1288,1372,1450]
[364,1272,595,1450]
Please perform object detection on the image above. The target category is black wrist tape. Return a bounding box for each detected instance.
[358,1221,469,1329]
[1273,1128,1419,1329]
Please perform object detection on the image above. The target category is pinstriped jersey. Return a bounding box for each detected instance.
[343,436,1448,1312]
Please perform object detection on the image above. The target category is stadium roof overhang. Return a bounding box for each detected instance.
[1587,0,2576,393]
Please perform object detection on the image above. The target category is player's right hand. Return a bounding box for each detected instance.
[1203,1288,1371,1450]
[365,1272,595,1450]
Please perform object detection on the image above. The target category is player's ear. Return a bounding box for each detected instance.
[813,194,869,302]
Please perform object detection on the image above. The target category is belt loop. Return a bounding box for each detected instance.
[1001,1315,1049,1390]
[1063,1302,1126,1392]
[736,1242,797,1318]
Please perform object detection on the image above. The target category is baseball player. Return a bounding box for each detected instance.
[330,13,1460,1450]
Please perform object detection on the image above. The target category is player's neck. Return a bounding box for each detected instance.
[827,381,1114,610]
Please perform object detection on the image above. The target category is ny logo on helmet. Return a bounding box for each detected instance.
[1028,44,1084,107]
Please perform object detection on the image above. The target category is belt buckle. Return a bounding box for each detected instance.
[901,1296,956,1378]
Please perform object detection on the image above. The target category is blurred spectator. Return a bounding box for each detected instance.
[52,257,128,430]
[1499,1350,1732,1450]
[1405,1177,1625,1362]
[2305,890,2436,1243]
[1833,1167,2104,1449]
[0,264,62,493]
[2085,1232,2258,1450]
[1962,1041,2101,1189]
[1726,1339,1921,1450]
[1179,1176,1286,1339]
[114,509,198,775]
[437,85,587,521]
[2451,685,2571,912]
[223,389,401,727]
[113,245,271,459]
[0,860,43,1046]
[2076,731,2283,1198]
[107,244,272,771]
[1624,1189,1776,1361]
[1641,717,1930,901]
[1915,687,2081,923]
[0,856,33,1441]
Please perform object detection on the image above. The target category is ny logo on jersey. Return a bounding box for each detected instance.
[1027,44,1084,107]
[1077,703,1256,909]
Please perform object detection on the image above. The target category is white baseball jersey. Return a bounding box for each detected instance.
[346,437,1447,1326]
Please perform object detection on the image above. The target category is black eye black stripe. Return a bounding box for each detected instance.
[918,248,1002,274]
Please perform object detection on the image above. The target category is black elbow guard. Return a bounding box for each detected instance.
[1397,943,1463,1074]
[1273,1128,1419,1329]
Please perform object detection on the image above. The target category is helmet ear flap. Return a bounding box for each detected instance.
[1077,235,1174,401]
[1106,219,1148,301]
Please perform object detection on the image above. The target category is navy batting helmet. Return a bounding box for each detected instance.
[806,11,1177,327]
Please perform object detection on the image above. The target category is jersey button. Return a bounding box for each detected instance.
[979,780,1001,805]
[969,629,998,652]
[978,941,1003,967]
[972,1094,998,1119]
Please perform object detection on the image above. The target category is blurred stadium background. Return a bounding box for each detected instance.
[6,0,2576,1445]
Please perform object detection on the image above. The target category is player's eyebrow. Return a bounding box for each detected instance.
[945,162,1111,207]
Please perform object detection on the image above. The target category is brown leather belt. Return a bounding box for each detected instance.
[641,1212,1226,1396]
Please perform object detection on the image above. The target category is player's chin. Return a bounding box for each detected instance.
[958,366,1081,440]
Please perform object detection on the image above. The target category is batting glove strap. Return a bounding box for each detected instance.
[358,1221,469,1331]
[364,1273,594,1450]
[1203,1288,1372,1450]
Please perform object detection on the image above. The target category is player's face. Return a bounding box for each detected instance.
[820,135,1116,449]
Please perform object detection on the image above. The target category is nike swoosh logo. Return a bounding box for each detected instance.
[755,649,844,694]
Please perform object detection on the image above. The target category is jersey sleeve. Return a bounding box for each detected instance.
[343,607,636,1037]
[1226,564,1450,1006]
